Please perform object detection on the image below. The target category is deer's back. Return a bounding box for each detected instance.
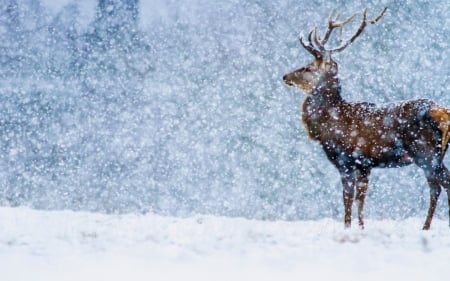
[303,98,437,168]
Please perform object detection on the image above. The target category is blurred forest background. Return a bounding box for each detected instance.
[0,0,449,220]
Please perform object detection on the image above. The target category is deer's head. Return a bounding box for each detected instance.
[283,8,387,94]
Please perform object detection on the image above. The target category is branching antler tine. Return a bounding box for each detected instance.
[334,13,340,21]
[330,9,367,54]
[299,32,322,59]
[307,29,316,47]
[370,7,387,24]
[326,10,334,26]
[337,13,356,41]
[338,13,356,27]
[297,7,386,58]
[312,27,325,51]
[321,13,336,46]
[321,13,356,46]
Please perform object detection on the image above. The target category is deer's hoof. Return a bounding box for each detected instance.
[422,225,431,231]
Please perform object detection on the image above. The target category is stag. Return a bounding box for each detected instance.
[283,7,450,230]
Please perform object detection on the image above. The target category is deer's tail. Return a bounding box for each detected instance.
[430,105,450,156]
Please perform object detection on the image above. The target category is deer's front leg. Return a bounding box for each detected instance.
[356,174,369,229]
[341,173,355,228]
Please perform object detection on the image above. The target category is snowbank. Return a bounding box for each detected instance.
[0,207,448,281]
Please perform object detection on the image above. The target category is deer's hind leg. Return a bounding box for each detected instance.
[438,165,450,228]
[429,106,450,227]
[421,162,450,230]
[423,174,442,230]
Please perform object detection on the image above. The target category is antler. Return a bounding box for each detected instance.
[314,11,357,50]
[299,7,387,57]
[329,7,387,54]
[299,30,323,59]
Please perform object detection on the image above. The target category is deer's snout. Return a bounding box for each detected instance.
[283,74,294,86]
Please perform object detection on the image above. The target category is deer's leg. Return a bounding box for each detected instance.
[340,173,355,228]
[446,187,450,228]
[356,174,369,229]
[445,178,450,228]
[438,165,450,227]
[423,175,442,230]
[423,164,450,229]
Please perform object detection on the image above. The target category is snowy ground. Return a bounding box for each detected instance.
[0,207,449,281]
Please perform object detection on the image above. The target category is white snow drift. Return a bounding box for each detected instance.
[0,207,449,281]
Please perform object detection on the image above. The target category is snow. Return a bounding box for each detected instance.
[1,207,448,281]
[1,0,450,220]
[1,1,450,279]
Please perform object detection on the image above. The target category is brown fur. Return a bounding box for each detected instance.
[283,8,450,230]
[286,64,450,230]
[430,106,450,155]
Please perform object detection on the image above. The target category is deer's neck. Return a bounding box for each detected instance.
[302,76,343,140]
[312,76,343,104]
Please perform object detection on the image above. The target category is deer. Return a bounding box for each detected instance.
[283,7,450,230]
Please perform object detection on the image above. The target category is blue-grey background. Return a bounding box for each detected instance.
[0,0,449,220]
